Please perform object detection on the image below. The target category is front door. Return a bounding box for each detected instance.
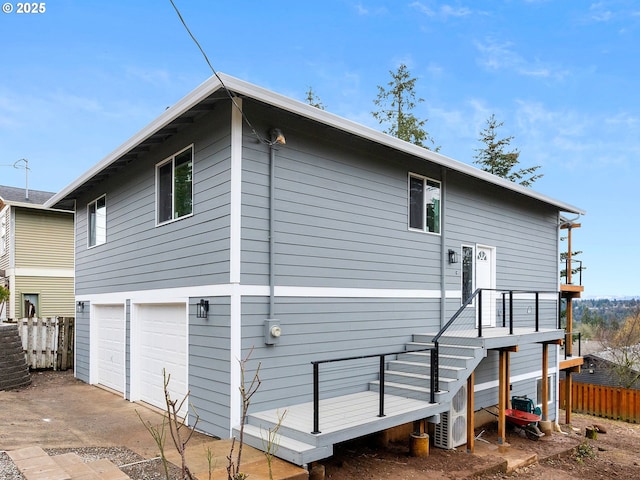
[476,245,496,327]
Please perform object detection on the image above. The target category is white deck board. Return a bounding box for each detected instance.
[251,391,436,435]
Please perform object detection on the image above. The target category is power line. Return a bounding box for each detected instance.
[168,0,273,145]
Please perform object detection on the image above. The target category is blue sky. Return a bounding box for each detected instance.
[1,1,638,297]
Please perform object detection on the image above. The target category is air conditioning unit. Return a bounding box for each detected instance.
[434,384,468,449]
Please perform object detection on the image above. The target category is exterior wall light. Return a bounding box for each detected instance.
[76,301,85,314]
[197,299,209,319]
[448,249,459,264]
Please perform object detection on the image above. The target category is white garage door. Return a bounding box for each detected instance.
[137,304,188,413]
[95,305,125,393]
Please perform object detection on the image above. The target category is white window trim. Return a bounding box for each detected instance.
[155,144,194,226]
[87,194,107,249]
[408,172,441,235]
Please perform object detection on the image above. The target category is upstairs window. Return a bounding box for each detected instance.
[88,195,106,247]
[157,145,193,224]
[409,174,441,234]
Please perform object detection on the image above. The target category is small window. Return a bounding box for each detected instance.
[23,293,38,318]
[88,195,106,247]
[409,174,440,234]
[157,146,193,224]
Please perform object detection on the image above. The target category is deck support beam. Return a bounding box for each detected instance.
[466,371,475,453]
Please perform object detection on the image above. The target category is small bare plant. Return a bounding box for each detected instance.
[227,348,261,480]
[262,409,287,480]
[136,409,170,479]
[138,369,199,480]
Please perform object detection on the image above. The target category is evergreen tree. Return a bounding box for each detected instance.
[305,87,325,110]
[474,114,542,187]
[372,64,439,150]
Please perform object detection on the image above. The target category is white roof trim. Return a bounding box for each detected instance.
[45,73,585,215]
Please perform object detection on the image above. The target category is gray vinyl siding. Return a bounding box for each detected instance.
[75,304,90,383]
[75,106,233,295]
[188,296,231,438]
[238,296,441,414]
[240,101,443,290]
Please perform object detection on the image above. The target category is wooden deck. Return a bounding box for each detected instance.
[239,326,566,466]
[241,391,444,465]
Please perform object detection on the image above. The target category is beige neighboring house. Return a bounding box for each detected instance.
[0,185,74,320]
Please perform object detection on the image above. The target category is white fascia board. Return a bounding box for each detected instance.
[45,72,585,216]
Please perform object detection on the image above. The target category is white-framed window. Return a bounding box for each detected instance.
[88,195,106,247]
[0,215,6,256]
[157,145,193,225]
[409,173,441,234]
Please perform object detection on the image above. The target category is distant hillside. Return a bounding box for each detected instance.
[574,298,640,325]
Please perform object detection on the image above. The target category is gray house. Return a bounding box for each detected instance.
[46,74,584,465]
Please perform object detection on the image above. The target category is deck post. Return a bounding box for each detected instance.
[378,355,385,417]
[509,291,514,335]
[312,362,320,434]
[535,292,540,332]
[430,346,438,403]
[478,289,482,338]
[498,349,507,444]
[565,370,573,425]
[466,371,475,453]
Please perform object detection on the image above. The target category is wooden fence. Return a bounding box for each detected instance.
[559,379,640,423]
[16,317,74,370]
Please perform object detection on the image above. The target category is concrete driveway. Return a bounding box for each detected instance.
[0,370,307,479]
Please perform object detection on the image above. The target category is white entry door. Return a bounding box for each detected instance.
[476,245,496,328]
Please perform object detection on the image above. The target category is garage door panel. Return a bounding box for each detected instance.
[95,305,125,393]
[137,304,187,413]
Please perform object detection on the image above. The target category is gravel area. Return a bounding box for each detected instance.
[0,447,183,480]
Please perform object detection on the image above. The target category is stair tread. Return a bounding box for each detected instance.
[385,370,454,382]
[390,360,464,370]
[241,424,318,451]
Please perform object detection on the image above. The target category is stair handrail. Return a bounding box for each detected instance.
[310,346,434,434]
[430,289,482,400]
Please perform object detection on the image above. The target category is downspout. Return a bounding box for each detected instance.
[268,129,286,318]
[440,167,447,328]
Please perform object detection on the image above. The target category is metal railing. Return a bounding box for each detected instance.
[430,288,561,396]
[561,258,583,286]
[310,347,434,434]
[563,331,582,359]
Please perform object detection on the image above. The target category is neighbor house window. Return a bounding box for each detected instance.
[409,174,441,234]
[157,145,193,224]
[88,195,106,247]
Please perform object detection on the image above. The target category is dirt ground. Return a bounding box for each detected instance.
[321,412,640,479]
[3,371,640,479]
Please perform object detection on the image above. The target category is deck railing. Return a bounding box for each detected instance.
[562,331,582,359]
[310,347,434,434]
[431,289,561,396]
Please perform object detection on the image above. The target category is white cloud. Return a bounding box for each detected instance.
[475,38,568,80]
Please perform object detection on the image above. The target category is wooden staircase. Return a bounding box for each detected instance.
[0,323,31,391]
[237,333,487,466]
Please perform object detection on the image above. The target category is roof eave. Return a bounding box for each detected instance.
[45,73,586,216]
